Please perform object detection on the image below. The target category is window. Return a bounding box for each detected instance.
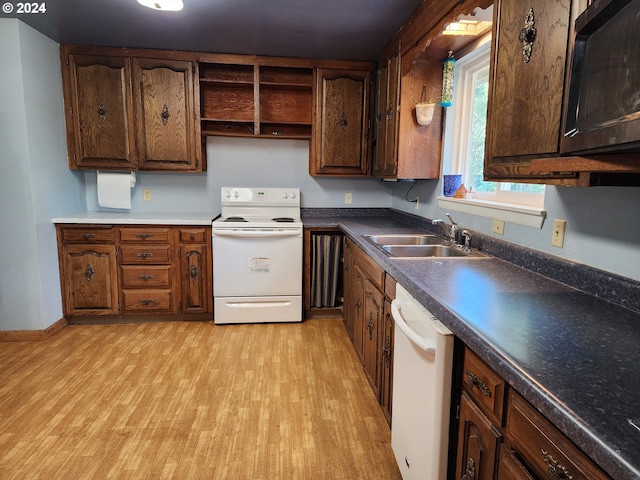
[444,36,544,208]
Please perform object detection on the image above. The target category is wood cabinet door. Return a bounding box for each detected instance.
[351,264,366,360]
[456,391,502,480]
[362,279,383,399]
[341,237,355,339]
[484,0,585,183]
[133,58,201,171]
[179,244,210,314]
[61,244,118,315]
[65,55,135,169]
[312,69,372,176]
[380,298,394,425]
[374,50,401,178]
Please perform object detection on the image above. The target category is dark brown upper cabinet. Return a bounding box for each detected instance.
[61,45,203,172]
[311,68,374,177]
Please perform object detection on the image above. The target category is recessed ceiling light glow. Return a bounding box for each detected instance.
[137,0,183,11]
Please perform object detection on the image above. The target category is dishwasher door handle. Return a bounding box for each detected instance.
[391,298,436,356]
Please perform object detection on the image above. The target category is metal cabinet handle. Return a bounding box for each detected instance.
[80,233,96,240]
[465,370,492,397]
[136,233,154,239]
[541,450,573,479]
[161,105,170,125]
[519,8,536,63]
[138,299,158,306]
[136,252,153,258]
[138,274,154,280]
[367,312,374,340]
[460,458,476,480]
[189,264,198,279]
[85,263,95,282]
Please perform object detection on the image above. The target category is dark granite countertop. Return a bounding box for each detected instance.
[303,211,640,480]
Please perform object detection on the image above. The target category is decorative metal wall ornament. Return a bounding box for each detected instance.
[441,51,455,107]
[97,102,107,122]
[85,263,95,282]
[519,8,537,63]
[161,105,170,125]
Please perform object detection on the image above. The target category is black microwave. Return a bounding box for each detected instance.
[561,0,640,155]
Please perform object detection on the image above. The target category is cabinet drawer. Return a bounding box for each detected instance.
[179,228,209,243]
[119,245,171,264]
[59,226,114,244]
[354,245,385,290]
[121,265,171,288]
[118,227,171,243]
[506,390,611,480]
[122,289,173,312]
[462,347,506,425]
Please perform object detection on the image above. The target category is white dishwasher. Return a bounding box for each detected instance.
[391,284,454,480]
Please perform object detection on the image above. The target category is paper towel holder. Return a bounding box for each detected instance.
[96,170,136,188]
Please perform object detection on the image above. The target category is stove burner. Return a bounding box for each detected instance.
[224,216,247,222]
[272,217,294,223]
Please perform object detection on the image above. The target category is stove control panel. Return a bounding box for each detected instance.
[221,187,300,206]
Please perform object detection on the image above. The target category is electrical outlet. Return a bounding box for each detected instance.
[415,196,419,210]
[552,219,566,248]
[143,189,152,202]
[491,219,505,235]
[345,192,352,204]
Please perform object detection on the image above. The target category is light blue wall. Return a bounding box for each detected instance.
[0,19,85,331]
[84,136,392,213]
[388,179,640,281]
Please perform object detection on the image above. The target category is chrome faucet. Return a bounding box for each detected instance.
[432,213,459,244]
[461,230,472,252]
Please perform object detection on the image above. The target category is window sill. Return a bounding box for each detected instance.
[437,196,546,229]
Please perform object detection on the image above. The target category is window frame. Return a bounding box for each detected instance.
[443,35,545,209]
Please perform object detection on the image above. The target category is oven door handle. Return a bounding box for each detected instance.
[212,229,302,238]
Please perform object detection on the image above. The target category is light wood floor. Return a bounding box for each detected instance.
[0,318,401,479]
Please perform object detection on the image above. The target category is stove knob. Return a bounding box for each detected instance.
[290,192,297,199]
[224,190,231,198]
[233,190,239,198]
[283,192,289,199]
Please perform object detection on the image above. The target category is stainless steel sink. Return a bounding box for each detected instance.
[363,233,488,259]
[380,244,487,258]
[364,234,444,246]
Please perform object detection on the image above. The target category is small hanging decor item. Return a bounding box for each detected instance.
[441,51,455,107]
[415,85,435,126]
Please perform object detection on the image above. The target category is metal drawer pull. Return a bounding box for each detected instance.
[465,370,492,397]
[136,233,154,239]
[138,274,154,280]
[136,252,154,258]
[138,299,158,306]
[80,233,96,239]
[541,450,573,479]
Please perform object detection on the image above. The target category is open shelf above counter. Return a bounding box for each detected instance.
[199,62,313,139]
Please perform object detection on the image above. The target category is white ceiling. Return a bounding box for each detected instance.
[7,0,427,61]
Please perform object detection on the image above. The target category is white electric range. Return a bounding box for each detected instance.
[211,187,303,324]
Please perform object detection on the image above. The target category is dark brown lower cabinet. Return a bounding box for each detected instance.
[456,391,502,480]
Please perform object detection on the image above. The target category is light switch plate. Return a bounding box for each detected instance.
[552,219,566,248]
